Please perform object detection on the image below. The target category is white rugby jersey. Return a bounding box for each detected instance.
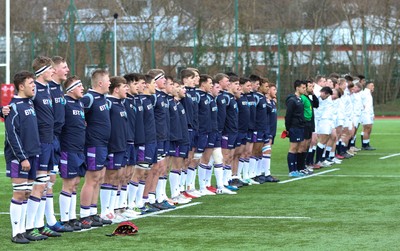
[362,88,374,116]
[351,92,363,117]
[315,95,334,120]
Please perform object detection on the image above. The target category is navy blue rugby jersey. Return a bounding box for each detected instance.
[151,90,170,142]
[60,96,85,152]
[168,95,182,142]
[254,92,269,131]
[245,92,257,131]
[124,93,136,143]
[223,92,238,133]
[196,89,212,134]
[81,89,111,147]
[32,81,54,143]
[4,96,41,162]
[107,96,128,153]
[49,80,66,137]
[134,95,145,145]
[237,94,250,133]
[141,94,157,144]
[177,100,189,145]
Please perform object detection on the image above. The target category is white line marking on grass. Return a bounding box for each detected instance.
[379,153,400,160]
[152,215,311,220]
[320,174,400,178]
[77,202,202,232]
[278,168,340,184]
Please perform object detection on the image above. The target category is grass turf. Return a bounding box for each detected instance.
[0,119,399,250]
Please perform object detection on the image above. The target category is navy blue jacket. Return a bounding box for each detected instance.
[4,96,41,162]
[49,81,66,137]
[285,94,305,130]
[81,89,111,147]
[32,81,54,143]
[60,96,86,152]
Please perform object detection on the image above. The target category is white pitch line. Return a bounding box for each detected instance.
[379,153,400,160]
[279,168,340,184]
[152,215,311,220]
[320,174,400,178]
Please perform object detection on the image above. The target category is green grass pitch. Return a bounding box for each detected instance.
[0,119,399,250]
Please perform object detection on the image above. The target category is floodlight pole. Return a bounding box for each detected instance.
[234,0,239,74]
[6,0,10,84]
[113,13,118,75]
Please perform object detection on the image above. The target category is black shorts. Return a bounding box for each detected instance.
[304,121,313,140]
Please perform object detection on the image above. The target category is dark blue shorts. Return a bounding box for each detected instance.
[167,141,179,157]
[289,127,305,143]
[6,155,39,180]
[188,129,197,150]
[235,132,248,147]
[207,131,220,148]
[106,151,127,170]
[53,137,61,169]
[85,146,108,171]
[196,132,209,153]
[221,132,238,149]
[126,143,136,166]
[136,142,157,164]
[178,144,190,158]
[59,152,86,179]
[38,142,54,171]
[255,130,270,143]
[250,131,258,143]
[157,141,169,157]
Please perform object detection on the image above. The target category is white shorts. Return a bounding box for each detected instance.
[361,114,374,125]
[316,119,335,135]
[352,115,361,128]
[335,118,344,128]
[343,118,353,130]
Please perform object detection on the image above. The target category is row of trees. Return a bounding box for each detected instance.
[0,0,399,105]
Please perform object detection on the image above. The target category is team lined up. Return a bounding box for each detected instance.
[5,56,284,244]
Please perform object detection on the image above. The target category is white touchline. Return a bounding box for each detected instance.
[152,215,311,220]
[278,168,340,184]
[379,153,400,160]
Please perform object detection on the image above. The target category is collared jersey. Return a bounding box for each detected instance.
[185,87,199,131]
[49,80,66,137]
[5,96,41,162]
[81,89,111,147]
[32,81,54,143]
[60,96,85,152]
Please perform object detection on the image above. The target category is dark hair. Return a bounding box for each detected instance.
[109,76,127,93]
[13,71,35,92]
[123,73,139,83]
[321,86,333,95]
[293,80,304,90]
[165,75,174,82]
[225,71,238,77]
[180,69,195,81]
[199,74,212,86]
[358,74,365,80]
[344,75,354,82]
[144,74,153,84]
[239,77,250,85]
[229,75,239,83]
[249,74,261,83]
[329,72,340,79]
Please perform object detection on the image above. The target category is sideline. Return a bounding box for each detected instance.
[379,153,400,160]
[278,168,340,184]
[152,215,311,220]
